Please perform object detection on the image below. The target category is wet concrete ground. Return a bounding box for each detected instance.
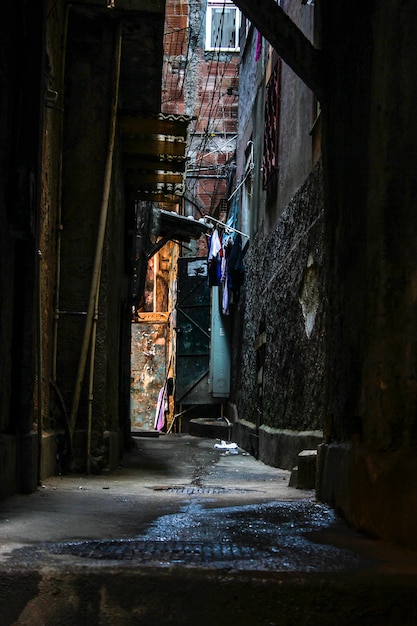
[1,434,417,625]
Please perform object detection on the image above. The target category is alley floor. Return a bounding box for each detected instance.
[1,434,417,625]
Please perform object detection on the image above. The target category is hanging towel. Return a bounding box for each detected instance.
[154,386,167,431]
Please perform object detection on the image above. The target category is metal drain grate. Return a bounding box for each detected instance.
[52,539,258,563]
[152,485,255,495]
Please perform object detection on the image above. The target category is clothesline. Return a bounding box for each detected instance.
[227,162,254,202]
[207,223,245,315]
[199,214,250,240]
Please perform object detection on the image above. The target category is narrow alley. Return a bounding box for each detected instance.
[2,1,417,623]
[1,434,417,625]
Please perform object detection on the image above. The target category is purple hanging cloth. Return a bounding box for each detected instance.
[154,386,167,431]
[255,30,262,62]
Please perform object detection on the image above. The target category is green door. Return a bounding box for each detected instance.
[175,257,211,404]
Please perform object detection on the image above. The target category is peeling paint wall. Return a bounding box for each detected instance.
[131,322,167,430]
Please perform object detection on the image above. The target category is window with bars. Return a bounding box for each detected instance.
[205,1,240,51]
[262,58,281,189]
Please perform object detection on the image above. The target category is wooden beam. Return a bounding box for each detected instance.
[124,156,186,173]
[120,115,190,138]
[126,171,184,185]
[66,0,165,14]
[133,191,181,203]
[233,0,325,101]
[137,312,169,323]
[122,137,186,157]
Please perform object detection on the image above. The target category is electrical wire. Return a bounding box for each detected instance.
[163,1,240,217]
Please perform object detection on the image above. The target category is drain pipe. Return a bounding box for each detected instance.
[52,2,71,382]
[69,23,122,437]
[50,4,74,465]
[86,266,101,474]
[37,249,43,483]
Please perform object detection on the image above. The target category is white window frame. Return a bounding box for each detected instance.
[205,1,240,52]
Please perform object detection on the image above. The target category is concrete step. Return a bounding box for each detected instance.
[189,417,232,440]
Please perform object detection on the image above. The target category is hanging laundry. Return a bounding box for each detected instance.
[208,228,222,262]
[221,236,233,315]
[255,30,262,62]
[207,229,222,287]
[207,225,245,311]
[222,270,229,315]
[226,233,245,302]
[154,386,168,432]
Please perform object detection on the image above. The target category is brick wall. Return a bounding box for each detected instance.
[163,0,239,221]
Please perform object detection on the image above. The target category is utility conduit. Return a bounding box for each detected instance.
[52,2,71,383]
[87,266,101,473]
[69,24,122,438]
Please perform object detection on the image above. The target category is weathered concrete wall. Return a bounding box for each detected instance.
[234,0,417,547]
[0,436,17,498]
[58,11,113,443]
[56,12,127,469]
[317,0,417,548]
[237,4,315,238]
[39,0,68,466]
[0,2,17,436]
[0,0,45,495]
[231,3,323,473]
[94,145,126,445]
[267,0,316,228]
[231,162,325,469]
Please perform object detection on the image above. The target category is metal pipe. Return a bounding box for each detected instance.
[166,405,197,434]
[200,214,250,239]
[37,250,43,483]
[69,23,122,437]
[52,3,71,382]
[153,253,158,312]
[227,162,254,202]
[49,378,72,463]
[185,174,228,179]
[87,267,101,474]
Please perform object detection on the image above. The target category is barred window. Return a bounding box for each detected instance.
[205,1,240,52]
[262,58,281,188]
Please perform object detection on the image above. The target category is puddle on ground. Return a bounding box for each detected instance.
[43,500,373,572]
